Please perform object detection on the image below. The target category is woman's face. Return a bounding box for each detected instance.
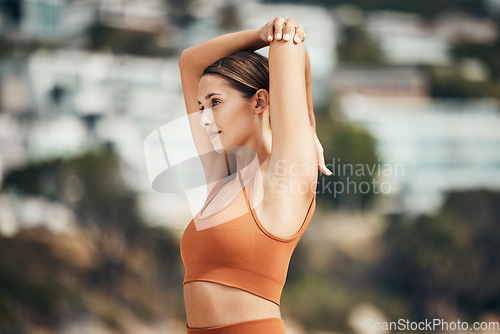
[198,74,256,152]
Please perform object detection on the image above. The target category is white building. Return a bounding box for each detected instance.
[239,3,338,80]
[366,11,450,66]
[22,0,98,41]
[338,95,500,215]
[97,0,169,32]
[433,12,498,44]
[26,49,185,175]
[180,3,337,100]
[332,67,428,99]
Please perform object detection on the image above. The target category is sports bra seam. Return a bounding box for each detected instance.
[244,177,316,243]
[184,261,283,283]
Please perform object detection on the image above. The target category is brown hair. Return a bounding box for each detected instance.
[203,51,270,126]
[202,51,269,100]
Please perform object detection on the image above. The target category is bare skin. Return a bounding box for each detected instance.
[179,17,328,329]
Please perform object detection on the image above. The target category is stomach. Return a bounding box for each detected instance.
[183,281,282,328]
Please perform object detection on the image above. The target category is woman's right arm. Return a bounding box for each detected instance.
[178,30,271,193]
[178,25,304,192]
[179,29,268,91]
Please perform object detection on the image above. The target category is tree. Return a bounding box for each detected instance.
[315,102,380,211]
[371,189,500,320]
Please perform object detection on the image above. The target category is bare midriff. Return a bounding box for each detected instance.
[183,281,282,328]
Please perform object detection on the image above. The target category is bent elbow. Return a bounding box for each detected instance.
[178,49,192,70]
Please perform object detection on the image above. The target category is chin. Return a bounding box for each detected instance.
[212,139,224,153]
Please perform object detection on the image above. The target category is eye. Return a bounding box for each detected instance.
[212,99,221,107]
[199,105,204,112]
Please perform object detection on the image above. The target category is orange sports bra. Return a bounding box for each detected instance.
[180,173,316,306]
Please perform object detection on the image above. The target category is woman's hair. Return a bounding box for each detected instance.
[203,51,271,126]
[202,51,269,100]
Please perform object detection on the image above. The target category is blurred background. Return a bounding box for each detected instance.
[1,0,500,333]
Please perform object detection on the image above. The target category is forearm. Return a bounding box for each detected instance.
[179,29,268,73]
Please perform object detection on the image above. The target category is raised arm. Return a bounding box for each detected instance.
[179,29,269,86]
[178,24,304,117]
[178,23,307,194]
[178,30,270,191]
[267,29,318,197]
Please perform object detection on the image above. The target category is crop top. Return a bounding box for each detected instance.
[180,173,316,306]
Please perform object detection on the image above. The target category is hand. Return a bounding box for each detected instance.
[314,131,332,176]
[258,17,306,45]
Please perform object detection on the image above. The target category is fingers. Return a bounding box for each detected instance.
[317,148,332,176]
[314,133,332,175]
[319,158,332,176]
[266,22,274,42]
[270,17,305,43]
[282,18,296,42]
[294,24,306,43]
[273,17,285,41]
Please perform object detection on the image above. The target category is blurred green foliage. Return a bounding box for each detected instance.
[372,189,500,320]
[427,65,500,100]
[265,0,490,19]
[85,23,177,57]
[452,38,500,80]
[1,148,184,332]
[0,231,84,330]
[162,0,197,27]
[0,1,21,24]
[283,272,360,332]
[282,189,500,332]
[337,26,385,65]
[315,102,380,211]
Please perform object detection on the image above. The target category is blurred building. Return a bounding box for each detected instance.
[179,2,337,100]
[0,59,32,172]
[239,3,338,80]
[21,0,98,41]
[26,50,183,170]
[332,67,428,101]
[97,0,169,32]
[0,50,185,185]
[0,49,192,230]
[366,11,450,66]
[338,94,500,215]
[433,12,498,44]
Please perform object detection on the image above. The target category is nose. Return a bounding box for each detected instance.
[199,107,214,128]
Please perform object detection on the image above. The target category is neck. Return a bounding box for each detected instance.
[226,124,272,187]
[223,146,267,189]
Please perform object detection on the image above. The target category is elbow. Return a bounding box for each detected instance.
[178,48,192,69]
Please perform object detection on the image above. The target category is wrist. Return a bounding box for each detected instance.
[249,28,269,50]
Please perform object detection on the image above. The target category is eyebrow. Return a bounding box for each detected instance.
[198,93,222,105]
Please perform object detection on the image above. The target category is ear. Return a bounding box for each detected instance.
[252,89,269,115]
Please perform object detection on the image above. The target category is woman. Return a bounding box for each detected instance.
[179,17,331,333]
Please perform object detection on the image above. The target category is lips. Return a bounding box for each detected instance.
[208,131,221,140]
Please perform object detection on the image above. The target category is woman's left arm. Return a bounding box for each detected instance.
[267,18,318,198]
